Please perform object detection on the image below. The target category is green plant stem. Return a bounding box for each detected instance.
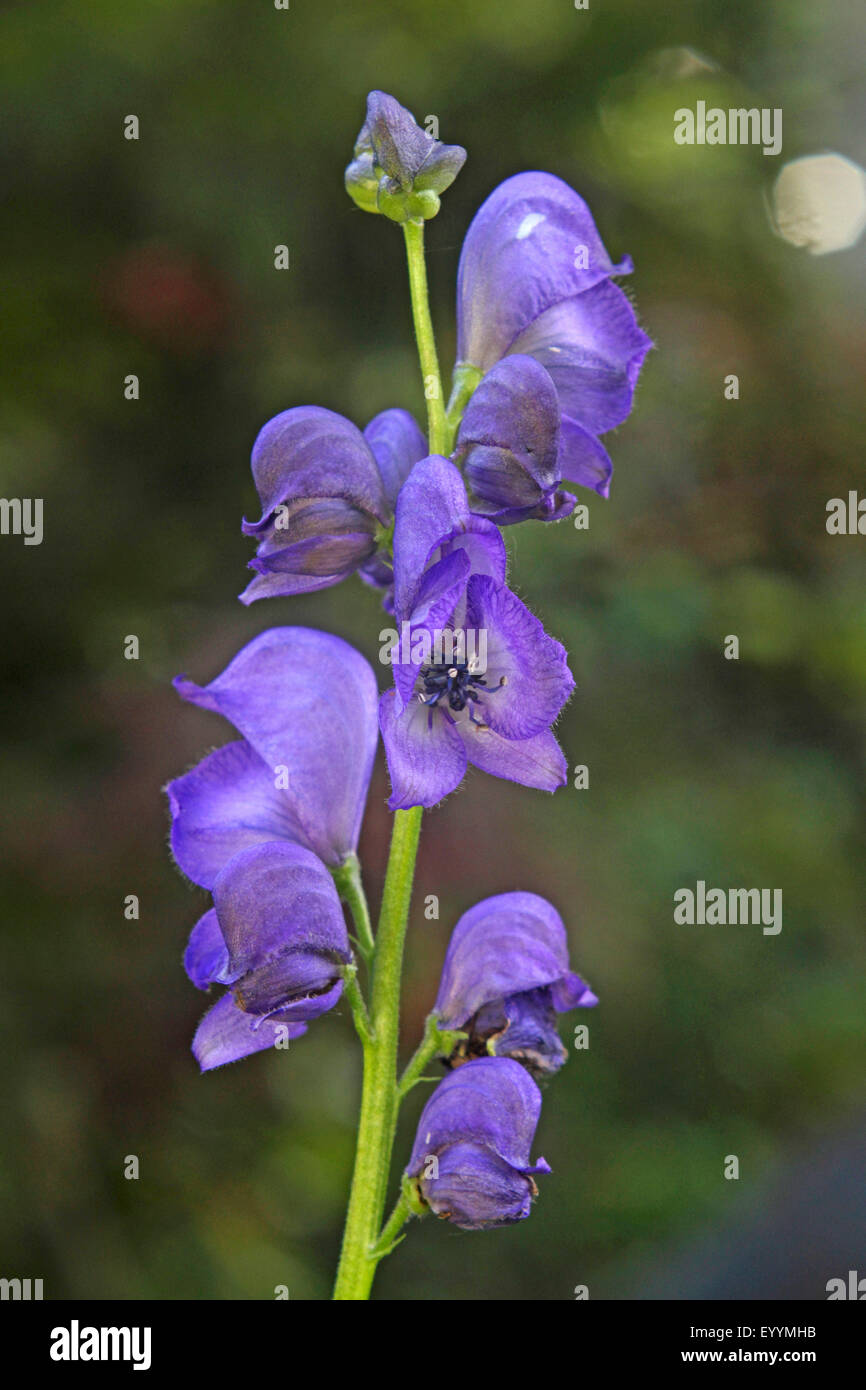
[397,1013,466,1099]
[340,964,372,1046]
[332,806,422,1300]
[444,362,483,454]
[403,219,448,454]
[333,853,375,962]
[370,1190,412,1260]
[333,213,446,1301]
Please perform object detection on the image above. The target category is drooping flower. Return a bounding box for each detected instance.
[453,354,580,522]
[345,90,466,224]
[240,405,426,605]
[379,455,573,809]
[455,172,652,498]
[434,891,597,1076]
[405,1057,550,1229]
[184,840,351,1071]
[167,627,378,882]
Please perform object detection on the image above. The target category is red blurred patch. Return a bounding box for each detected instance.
[100,242,233,355]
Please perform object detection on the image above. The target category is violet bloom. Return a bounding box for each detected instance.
[434,892,597,1076]
[184,840,351,1071]
[453,354,578,524]
[456,172,652,498]
[240,405,426,605]
[167,627,378,885]
[405,1058,550,1229]
[345,90,466,223]
[379,455,573,809]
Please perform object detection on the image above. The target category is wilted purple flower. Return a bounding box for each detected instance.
[240,405,426,605]
[405,1057,550,1229]
[379,455,573,809]
[345,90,466,223]
[185,840,351,1071]
[434,891,597,1075]
[456,172,652,498]
[453,354,579,523]
[167,627,378,882]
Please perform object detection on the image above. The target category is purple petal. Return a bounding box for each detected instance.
[379,689,467,811]
[441,514,507,593]
[461,723,568,792]
[510,280,653,436]
[246,501,377,580]
[192,993,307,1073]
[392,455,470,621]
[246,533,375,578]
[435,891,573,1027]
[464,576,574,740]
[558,415,614,499]
[391,549,471,711]
[184,908,236,990]
[239,567,353,603]
[243,406,387,531]
[168,739,300,891]
[552,970,598,1011]
[364,91,466,194]
[364,408,427,507]
[477,989,569,1075]
[173,628,378,868]
[457,172,633,370]
[407,1057,548,1172]
[456,355,561,512]
[212,840,349,1017]
[412,1140,539,1229]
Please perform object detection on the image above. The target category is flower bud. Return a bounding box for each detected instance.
[345,90,465,224]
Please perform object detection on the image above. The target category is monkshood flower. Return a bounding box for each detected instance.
[404,1057,550,1229]
[240,405,426,606]
[379,455,573,809]
[453,354,578,524]
[455,171,652,498]
[434,891,597,1076]
[345,90,466,223]
[167,627,378,883]
[184,840,351,1072]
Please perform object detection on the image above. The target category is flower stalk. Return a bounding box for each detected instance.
[334,212,450,1299]
[332,805,422,1300]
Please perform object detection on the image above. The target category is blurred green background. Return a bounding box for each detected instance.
[2,0,866,1300]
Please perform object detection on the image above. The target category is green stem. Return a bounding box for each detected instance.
[370,1190,412,1260]
[340,964,372,1047]
[332,212,446,1301]
[332,806,422,1300]
[333,853,375,962]
[444,362,483,454]
[403,219,448,454]
[397,1013,465,1099]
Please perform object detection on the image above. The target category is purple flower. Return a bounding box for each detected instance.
[405,1057,550,1229]
[240,405,426,605]
[434,891,597,1076]
[455,172,652,498]
[167,627,378,882]
[345,90,466,223]
[379,455,573,809]
[453,355,579,523]
[184,840,351,1072]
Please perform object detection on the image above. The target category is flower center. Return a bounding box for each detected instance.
[418,660,506,728]
[420,661,486,712]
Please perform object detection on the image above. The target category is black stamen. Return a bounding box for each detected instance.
[419,660,488,714]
